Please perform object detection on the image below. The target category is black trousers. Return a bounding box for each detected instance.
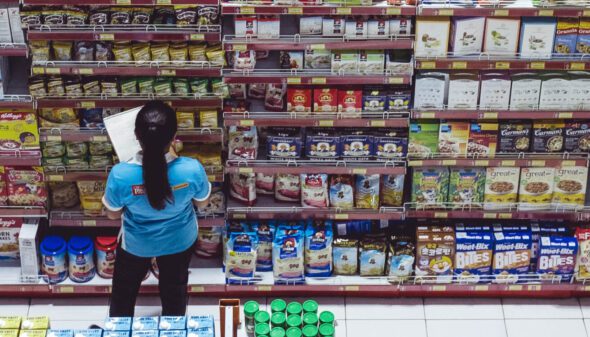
[109,243,194,317]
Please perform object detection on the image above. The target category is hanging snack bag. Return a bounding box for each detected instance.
[455,231,493,283]
[575,228,590,280]
[333,237,359,275]
[381,174,405,207]
[492,230,532,283]
[194,227,223,258]
[6,167,47,207]
[273,227,305,284]
[304,220,334,277]
[301,174,329,208]
[234,50,256,70]
[275,174,301,202]
[329,175,354,209]
[265,84,287,111]
[387,234,415,282]
[198,6,219,25]
[537,235,578,282]
[256,173,274,195]
[228,126,258,160]
[49,182,79,209]
[175,5,197,25]
[355,174,380,209]
[253,222,274,272]
[248,83,266,99]
[76,180,106,217]
[226,231,258,284]
[229,173,256,206]
[360,234,387,276]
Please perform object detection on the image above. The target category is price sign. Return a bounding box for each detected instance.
[452,62,467,69]
[442,160,456,165]
[495,62,510,69]
[190,286,205,292]
[434,212,448,218]
[309,44,325,50]
[287,7,303,14]
[287,77,301,85]
[82,220,96,227]
[239,120,254,126]
[493,9,509,16]
[352,168,367,175]
[238,168,253,173]
[370,120,385,127]
[344,285,360,291]
[311,77,327,85]
[47,175,63,182]
[77,68,94,75]
[334,214,349,220]
[159,69,176,76]
[80,101,96,109]
[190,34,205,41]
[388,77,404,84]
[318,120,334,127]
[438,9,453,15]
[386,7,401,15]
[475,160,489,166]
[335,7,352,14]
[45,68,61,75]
[419,61,436,69]
[92,135,108,142]
[530,62,545,70]
[98,34,115,41]
[232,44,247,51]
[239,7,255,14]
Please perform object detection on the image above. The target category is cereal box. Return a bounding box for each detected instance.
[455,231,493,283]
[447,72,480,109]
[0,226,19,260]
[509,73,541,110]
[530,224,568,271]
[468,122,498,157]
[357,50,384,75]
[235,16,257,37]
[337,89,362,114]
[564,121,590,153]
[414,72,447,109]
[267,128,302,161]
[438,121,470,157]
[577,18,590,54]
[552,166,588,208]
[362,87,387,112]
[493,231,532,283]
[159,331,186,337]
[483,17,520,55]
[518,167,555,211]
[6,167,47,207]
[415,231,455,283]
[304,49,331,69]
[344,19,367,39]
[0,331,18,337]
[479,71,511,110]
[450,17,485,56]
[539,74,571,110]
[19,332,46,337]
[0,111,40,154]
[498,121,532,153]
[305,128,340,161]
[132,317,159,331]
[537,235,578,282]
[483,167,520,210]
[0,317,21,329]
[341,131,373,161]
[0,167,7,206]
[322,17,346,37]
[368,18,389,37]
[411,167,449,207]
[280,51,303,69]
[313,88,338,113]
[532,121,564,153]
[415,17,451,57]
[374,131,407,160]
[299,16,322,35]
[47,330,73,337]
[287,88,312,114]
[554,18,579,55]
[575,227,590,280]
[331,50,358,74]
[409,121,439,158]
[187,316,214,330]
[131,331,158,337]
[448,167,485,207]
[73,330,102,337]
[386,89,411,111]
[519,17,556,59]
[21,317,50,330]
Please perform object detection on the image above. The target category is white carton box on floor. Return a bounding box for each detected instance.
[8,7,24,44]
[19,222,39,280]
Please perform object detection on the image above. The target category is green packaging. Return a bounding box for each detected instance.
[270,299,287,314]
[408,121,440,158]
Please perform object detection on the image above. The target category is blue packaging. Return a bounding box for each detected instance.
[273,226,305,284]
[530,224,568,271]
[73,330,102,337]
[225,231,258,284]
[362,87,387,112]
[252,222,274,272]
[492,224,529,232]
[455,224,491,231]
[186,316,214,330]
[304,220,333,277]
[186,329,214,337]
[104,332,129,337]
[455,231,494,283]
[158,317,185,331]
[131,331,158,337]
[305,129,341,161]
[493,231,532,283]
[554,18,579,55]
[537,235,578,282]
[104,318,132,331]
[132,318,159,331]
[373,133,407,160]
[386,89,412,111]
[47,330,74,337]
[80,108,105,128]
[40,235,68,284]
[266,128,302,161]
[159,332,185,337]
[67,236,96,283]
[341,133,373,161]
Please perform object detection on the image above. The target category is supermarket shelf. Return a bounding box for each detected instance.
[0,43,27,57]
[49,210,225,227]
[416,55,590,71]
[24,0,219,4]
[226,159,406,175]
[411,109,590,120]
[227,196,405,220]
[0,151,41,166]
[0,95,34,109]
[223,35,414,51]
[176,128,224,143]
[35,94,223,109]
[407,153,589,168]
[223,69,411,85]
[405,203,582,221]
[32,61,222,77]
[224,111,409,127]
[221,2,417,15]
[417,5,586,17]
[39,127,223,143]
[45,167,224,183]
[0,206,47,218]
[27,24,221,42]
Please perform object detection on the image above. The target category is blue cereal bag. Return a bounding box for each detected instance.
[252,221,275,272]
[304,220,333,277]
[225,231,258,284]
[273,226,305,284]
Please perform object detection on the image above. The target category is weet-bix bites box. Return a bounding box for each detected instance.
[493,231,532,283]
[455,231,493,283]
[537,235,578,282]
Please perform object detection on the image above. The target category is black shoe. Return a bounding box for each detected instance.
[88,325,103,330]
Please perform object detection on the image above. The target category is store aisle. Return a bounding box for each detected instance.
[4,297,590,337]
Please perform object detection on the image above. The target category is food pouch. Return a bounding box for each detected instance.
[301,174,329,208]
[304,220,333,277]
[225,231,258,284]
[332,237,358,275]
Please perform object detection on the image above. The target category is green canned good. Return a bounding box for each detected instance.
[270,327,286,337]
[255,311,271,325]
[287,314,302,329]
[244,301,260,335]
[255,323,271,337]
[302,313,318,327]
[318,311,334,326]
[286,327,302,337]
[302,325,318,337]
[319,324,334,337]
[271,299,287,313]
[287,302,303,317]
[271,312,287,329]
[302,300,318,314]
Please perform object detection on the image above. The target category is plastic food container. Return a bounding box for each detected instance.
[95,236,117,279]
[40,235,68,284]
[302,300,318,314]
[271,299,287,313]
[243,301,259,335]
[68,236,96,283]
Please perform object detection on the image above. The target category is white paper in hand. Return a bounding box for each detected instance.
[103,106,143,163]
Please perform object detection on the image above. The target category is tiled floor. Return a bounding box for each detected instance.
[7,297,590,336]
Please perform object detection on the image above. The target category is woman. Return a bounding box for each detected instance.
[102,100,211,316]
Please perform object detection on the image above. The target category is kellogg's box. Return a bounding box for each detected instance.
[493,231,532,283]
[0,111,40,154]
[576,227,590,280]
[537,235,577,282]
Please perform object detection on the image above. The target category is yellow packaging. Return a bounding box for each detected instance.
[131,43,151,62]
[552,166,588,207]
[176,111,195,129]
[205,45,226,66]
[181,144,222,167]
[21,316,49,330]
[438,121,470,157]
[113,42,133,62]
[151,43,170,62]
[198,110,218,128]
[188,43,207,62]
[0,317,21,329]
[518,167,555,210]
[0,112,40,151]
[0,330,18,337]
[40,108,77,123]
[76,181,106,217]
[18,331,45,337]
[483,167,520,210]
[170,43,188,63]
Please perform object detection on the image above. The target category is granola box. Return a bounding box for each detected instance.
[498,121,532,153]
[448,167,485,207]
[484,167,520,210]
[551,166,588,208]
[518,167,555,210]
[493,231,532,283]
[313,88,338,113]
[577,18,590,54]
[438,121,470,157]
[408,121,439,158]
[415,231,455,283]
[532,121,564,153]
[468,122,498,157]
[564,121,590,153]
[455,231,493,283]
[555,18,579,55]
[0,112,40,154]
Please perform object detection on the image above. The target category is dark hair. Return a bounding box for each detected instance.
[135,100,177,210]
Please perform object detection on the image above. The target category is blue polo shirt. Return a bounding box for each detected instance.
[102,153,211,257]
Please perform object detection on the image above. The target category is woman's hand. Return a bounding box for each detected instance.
[193,198,210,210]
[106,208,123,220]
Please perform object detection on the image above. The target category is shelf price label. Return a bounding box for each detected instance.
[370,120,386,127]
[537,9,553,16]
[287,77,301,84]
[530,62,545,70]
[92,135,108,142]
[318,120,333,127]
[493,9,509,16]
[47,175,63,182]
[232,214,246,219]
[474,285,489,291]
[386,7,401,15]
[80,101,96,109]
[344,285,360,291]
[232,44,247,51]
[98,33,115,41]
[431,285,446,291]
[256,286,272,291]
[418,112,435,119]
[483,112,498,119]
[45,68,61,75]
[190,286,205,292]
[531,160,546,167]
[190,34,205,41]
[158,69,176,76]
[352,168,367,175]
[156,0,171,4]
[408,160,422,167]
[82,220,96,227]
[77,68,94,75]
[388,77,404,84]
[561,160,576,167]
[238,167,253,174]
[475,160,489,166]
[335,7,352,15]
[527,285,542,291]
[312,77,327,84]
[32,67,44,75]
[501,160,516,167]
[116,0,131,4]
[508,285,523,291]
[45,135,62,142]
[239,120,254,126]
[437,9,453,15]
[495,62,510,69]
[482,213,497,219]
[584,10,590,17]
[334,214,349,220]
[419,61,436,69]
[451,61,467,69]
[287,7,303,14]
[558,112,573,119]
[570,62,585,71]
[239,6,255,14]
[498,213,512,219]
[309,44,325,51]
[57,286,75,294]
[434,212,448,218]
[442,160,456,165]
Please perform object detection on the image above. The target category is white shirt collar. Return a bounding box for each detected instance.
[128,151,177,165]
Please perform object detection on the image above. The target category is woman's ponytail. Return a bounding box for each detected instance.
[135,101,177,210]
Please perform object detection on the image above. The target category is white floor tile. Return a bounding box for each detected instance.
[345,297,424,320]
[335,319,347,337]
[29,298,109,321]
[267,297,345,320]
[506,319,587,337]
[424,298,504,320]
[0,298,29,316]
[579,298,590,318]
[50,321,99,329]
[427,320,507,337]
[502,298,583,319]
[133,296,162,317]
[347,320,426,337]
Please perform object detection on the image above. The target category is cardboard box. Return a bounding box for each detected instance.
[484,167,520,210]
[299,16,322,35]
[479,71,511,109]
[415,17,450,57]
[519,17,556,59]
[257,16,280,39]
[390,18,412,36]
[414,72,447,109]
[287,88,312,114]
[0,9,11,43]
[447,72,480,109]
[483,18,520,55]
[18,222,39,280]
[7,8,23,44]
[368,18,390,38]
[234,16,257,37]
[577,18,590,54]
[438,121,470,157]
[322,17,345,37]
[313,88,338,113]
[331,50,358,74]
[509,73,541,110]
[468,122,498,158]
[304,50,331,69]
[450,17,485,56]
[519,167,555,211]
[344,19,367,39]
[357,50,384,75]
[554,18,579,55]
[539,74,570,110]
[337,89,362,113]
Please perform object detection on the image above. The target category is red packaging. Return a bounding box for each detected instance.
[6,166,47,207]
[287,87,312,114]
[0,167,7,206]
[313,88,338,114]
[95,236,117,279]
[337,89,362,113]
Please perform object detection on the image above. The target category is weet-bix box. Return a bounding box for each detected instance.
[537,235,578,282]
[493,231,532,283]
[530,223,568,271]
[455,231,494,283]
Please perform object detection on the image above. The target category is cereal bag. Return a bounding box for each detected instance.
[301,174,329,208]
[275,174,300,202]
[537,235,577,282]
[492,231,532,283]
[381,174,405,207]
[455,231,493,283]
[228,126,258,160]
[329,175,354,209]
[194,227,222,258]
[273,227,305,284]
[252,221,274,272]
[332,237,359,275]
[77,181,106,217]
[304,220,333,277]
[387,234,415,282]
[359,234,387,276]
[255,173,274,195]
[225,231,258,284]
[229,173,256,206]
[355,174,380,209]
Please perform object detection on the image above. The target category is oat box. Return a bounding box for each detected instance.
[552,166,588,208]
[484,167,520,210]
[415,231,455,283]
[455,231,493,283]
[287,88,312,114]
[493,231,532,283]
[518,167,555,210]
[438,121,470,157]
